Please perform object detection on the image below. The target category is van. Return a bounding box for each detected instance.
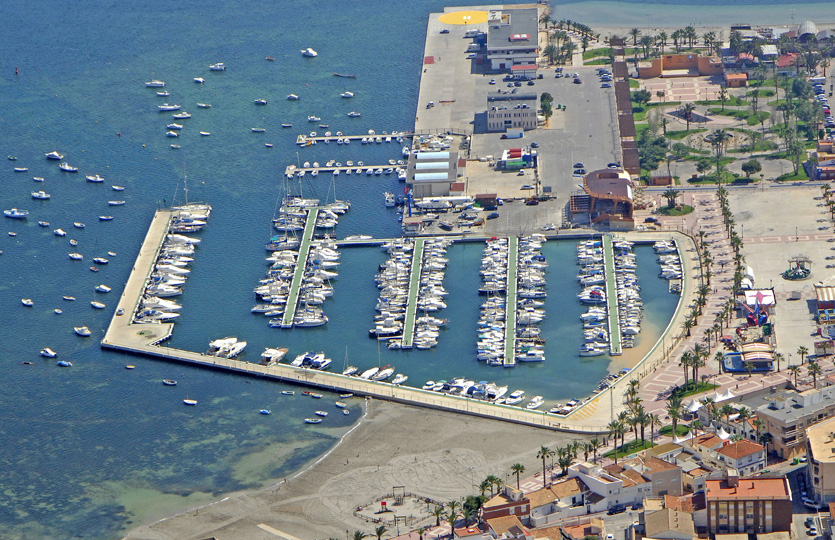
[464,29,480,38]
[810,76,826,85]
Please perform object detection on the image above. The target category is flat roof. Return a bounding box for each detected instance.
[486,8,538,50]
[705,478,791,500]
[584,170,633,199]
[807,416,835,463]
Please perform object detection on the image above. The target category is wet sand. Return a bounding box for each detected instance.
[125,398,585,540]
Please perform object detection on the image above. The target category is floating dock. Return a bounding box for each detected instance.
[400,238,425,349]
[283,164,403,178]
[503,237,518,367]
[280,208,320,328]
[602,234,622,356]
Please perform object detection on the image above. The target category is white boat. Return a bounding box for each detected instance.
[199,131,211,136]
[172,112,191,119]
[145,80,166,87]
[108,200,126,206]
[45,151,64,160]
[307,115,321,122]
[359,367,379,379]
[315,410,328,417]
[91,301,106,309]
[526,396,544,410]
[166,131,179,138]
[304,418,322,424]
[340,91,354,98]
[209,62,226,71]
[194,77,205,83]
[347,111,361,117]
[391,374,408,385]
[95,284,112,293]
[4,208,29,219]
[261,347,288,363]
[74,326,91,336]
[73,222,85,228]
[372,367,395,381]
[167,123,183,130]
[54,228,66,236]
[21,298,33,307]
[86,174,105,182]
[287,94,300,100]
[384,192,395,207]
[31,191,50,200]
[301,48,318,57]
[254,99,268,105]
[579,343,606,357]
[158,103,181,111]
[196,103,211,108]
[112,186,125,191]
[40,348,57,358]
[157,91,170,97]
[33,176,44,182]
[251,128,266,133]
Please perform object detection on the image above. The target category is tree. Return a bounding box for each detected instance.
[557,449,574,475]
[541,101,553,123]
[671,142,689,160]
[718,87,729,111]
[788,365,801,387]
[798,346,809,364]
[590,438,602,463]
[630,28,642,47]
[666,395,683,435]
[537,446,553,487]
[543,43,559,65]
[649,413,661,442]
[446,510,459,532]
[374,525,388,540]
[353,531,369,540]
[774,352,784,373]
[478,480,490,496]
[760,432,774,464]
[681,103,697,130]
[510,463,525,489]
[808,361,822,388]
[744,361,755,378]
[431,506,444,527]
[633,89,652,106]
[462,505,478,526]
[540,92,554,106]
[607,420,626,464]
[741,159,762,178]
[662,188,681,209]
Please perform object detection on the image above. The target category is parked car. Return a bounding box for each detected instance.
[525,198,539,206]
[574,168,586,175]
[440,29,449,34]
[527,80,535,86]
[608,162,620,168]
[607,505,626,515]
[486,212,500,220]
[520,184,534,190]
[489,79,496,85]
[555,73,563,78]
[530,142,539,148]
[573,78,582,84]
[514,81,522,87]
[466,53,476,59]
[644,217,659,223]
[808,526,818,536]
[602,83,612,88]
[573,162,584,168]
[806,518,815,528]
[517,170,526,176]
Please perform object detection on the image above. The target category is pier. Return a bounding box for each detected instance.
[280,208,320,328]
[283,164,403,178]
[400,238,426,349]
[602,234,622,356]
[295,132,413,146]
[503,237,518,367]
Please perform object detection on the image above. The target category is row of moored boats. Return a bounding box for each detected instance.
[654,240,682,279]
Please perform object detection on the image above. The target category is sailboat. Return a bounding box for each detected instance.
[341,346,357,376]
[170,164,212,232]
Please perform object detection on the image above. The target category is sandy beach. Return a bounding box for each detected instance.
[125,398,585,540]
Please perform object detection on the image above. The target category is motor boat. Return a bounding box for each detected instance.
[95,284,112,293]
[172,112,191,119]
[301,48,318,57]
[74,326,91,336]
[307,115,321,122]
[197,103,211,108]
[45,151,64,160]
[193,77,205,83]
[145,80,166,87]
[158,103,181,111]
[347,111,361,117]
[59,162,78,172]
[4,208,29,219]
[254,99,268,105]
[86,174,105,182]
[40,348,57,358]
[209,62,225,71]
[287,94,299,100]
[167,123,183,130]
[340,91,354,98]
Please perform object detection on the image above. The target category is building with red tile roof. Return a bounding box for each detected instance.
[705,474,792,535]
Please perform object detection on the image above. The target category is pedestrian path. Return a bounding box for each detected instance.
[401,237,426,349]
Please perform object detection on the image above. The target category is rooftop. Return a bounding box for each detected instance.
[485,515,528,536]
[715,440,765,460]
[705,477,791,500]
[583,169,633,200]
[486,8,538,51]
[526,477,586,508]
[645,508,695,538]
[806,416,835,463]
[645,442,683,458]
[736,384,835,425]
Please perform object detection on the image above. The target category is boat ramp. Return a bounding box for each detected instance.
[279,208,320,328]
[602,234,622,356]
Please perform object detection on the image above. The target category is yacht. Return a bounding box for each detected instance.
[172,112,191,119]
[59,162,78,172]
[260,347,289,364]
[340,91,354,98]
[40,348,57,358]
[158,103,181,111]
[209,62,226,71]
[347,111,361,118]
[526,396,544,410]
[301,48,318,57]
[391,374,408,385]
[254,99,268,105]
[45,151,64,160]
[74,326,92,337]
[32,191,50,200]
[4,208,29,219]
[86,174,105,182]
[145,80,166,87]
[166,131,179,138]
[167,123,183,130]
[54,228,66,236]
[287,94,300,100]
[193,77,205,83]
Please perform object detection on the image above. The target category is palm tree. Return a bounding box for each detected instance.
[510,463,525,489]
[537,446,553,487]
[808,361,823,388]
[798,346,809,364]
[658,31,668,53]
[649,413,661,443]
[431,506,444,527]
[462,506,478,526]
[353,531,369,540]
[760,432,774,465]
[485,475,502,496]
[666,395,683,436]
[446,510,459,533]
[478,480,490,496]
[630,28,642,47]
[690,419,703,441]
[417,528,425,540]
[662,188,681,209]
[774,352,784,373]
[374,525,388,540]
[635,406,650,443]
[789,365,802,387]
[543,43,559,65]
[607,420,625,464]
[719,403,736,424]
[718,87,729,110]
[590,438,602,463]
[681,103,696,130]
[679,350,693,387]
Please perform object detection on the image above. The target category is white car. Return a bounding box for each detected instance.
[466,53,476,59]
[489,79,496,85]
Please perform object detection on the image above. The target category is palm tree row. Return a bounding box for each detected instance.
[605,380,660,464]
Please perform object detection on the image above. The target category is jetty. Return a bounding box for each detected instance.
[295,132,412,146]
[284,164,403,178]
[280,208,320,328]
[400,238,425,349]
[602,234,622,356]
[503,237,518,367]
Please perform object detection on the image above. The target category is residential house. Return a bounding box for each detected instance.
[482,485,531,521]
[713,440,767,476]
[644,508,696,540]
[485,516,533,539]
[527,478,591,526]
[704,473,793,535]
[805,416,835,505]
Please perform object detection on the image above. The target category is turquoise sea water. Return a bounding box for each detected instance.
[0,0,789,537]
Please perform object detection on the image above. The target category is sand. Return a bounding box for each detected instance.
[125,398,586,540]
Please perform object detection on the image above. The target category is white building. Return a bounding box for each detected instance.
[487,103,537,132]
[486,8,539,72]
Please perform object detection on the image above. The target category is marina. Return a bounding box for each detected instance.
[278,207,319,328]
[503,236,518,367]
[295,130,412,146]
[400,237,424,349]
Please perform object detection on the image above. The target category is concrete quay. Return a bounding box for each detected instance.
[503,236,519,367]
[602,234,622,356]
[401,238,426,349]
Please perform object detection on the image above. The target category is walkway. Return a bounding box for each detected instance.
[280,208,319,328]
[504,237,519,367]
[602,234,622,355]
[401,238,425,349]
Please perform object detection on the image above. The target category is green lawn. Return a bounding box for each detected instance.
[660,425,690,437]
[583,47,611,60]
[776,169,810,181]
[670,381,719,398]
[707,108,770,126]
[602,439,655,459]
[584,58,613,65]
[747,89,775,98]
[696,96,746,107]
[657,204,694,216]
[629,79,640,89]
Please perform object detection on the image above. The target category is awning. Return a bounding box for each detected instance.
[743,289,775,306]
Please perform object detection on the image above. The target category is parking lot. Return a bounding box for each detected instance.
[415,12,623,205]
